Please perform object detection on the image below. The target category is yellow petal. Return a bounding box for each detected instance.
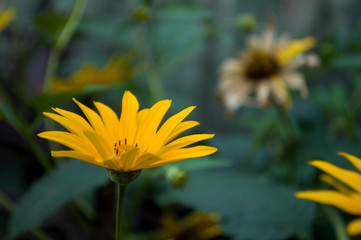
[94,101,119,142]
[120,148,139,171]
[119,91,139,146]
[164,121,199,144]
[152,146,218,167]
[133,152,161,170]
[52,107,92,132]
[51,150,103,167]
[72,98,111,146]
[277,37,315,64]
[309,160,361,193]
[338,152,361,173]
[38,131,94,154]
[83,131,112,159]
[104,156,123,171]
[319,174,351,194]
[148,106,196,151]
[295,190,361,215]
[157,134,215,156]
[135,99,171,149]
[44,112,86,137]
[0,7,16,32]
[346,218,361,236]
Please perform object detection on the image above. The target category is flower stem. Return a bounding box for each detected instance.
[43,0,88,92]
[115,183,128,240]
[274,104,299,142]
[322,205,350,240]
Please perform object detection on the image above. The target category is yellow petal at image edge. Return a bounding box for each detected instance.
[338,152,361,173]
[346,218,361,236]
[295,190,361,215]
[309,160,361,193]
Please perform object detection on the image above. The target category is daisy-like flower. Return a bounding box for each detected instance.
[38,91,217,172]
[217,25,317,111]
[0,6,16,32]
[50,57,133,93]
[296,152,361,236]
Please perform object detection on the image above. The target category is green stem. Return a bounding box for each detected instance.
[0,190,53,240]
[115,183,128,240]
[43,0,88,92]
[274,104,299,142]
[322,206,350,240]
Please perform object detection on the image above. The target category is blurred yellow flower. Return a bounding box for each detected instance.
[0,6,16,32]
[50,58,133,93]
[38,91,217,171]
[217,25,317,112]
[296,152,361,236]
[159,212,222,240]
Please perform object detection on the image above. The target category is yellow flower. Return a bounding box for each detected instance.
[296,152,361,236]
[38,91,217,171]
[159,211,222,240]
[51,58,133,93]
[0,6,16,32]
[217,25,317,111]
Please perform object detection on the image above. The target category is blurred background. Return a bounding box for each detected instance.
[1,0,361,239]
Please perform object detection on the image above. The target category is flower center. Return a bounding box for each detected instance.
[113,138,138,157]
[244,50,279,80]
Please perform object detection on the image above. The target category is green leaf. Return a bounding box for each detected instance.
[8,160,109,239]
[0,101,22,132]
[158,170,315,240]
[33,13,68,42]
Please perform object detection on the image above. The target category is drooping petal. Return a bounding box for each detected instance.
[309,160,361,193]
[148,106,196,151]
[282,71,308,97]
[94,101,119,142]
[256,81,271,107]
[296,190,361,215]
[346,218,361,236]
[164,121,199,145]
[270,76,291,110]
[338,152,361,174]
[119,91,139,145]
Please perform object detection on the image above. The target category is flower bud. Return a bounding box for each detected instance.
[165,166,188,188]
[236,13,256,32]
